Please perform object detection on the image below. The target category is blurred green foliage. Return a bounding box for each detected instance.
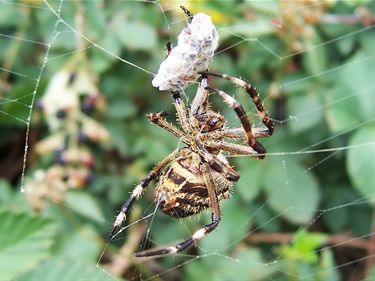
[0,0,374,280]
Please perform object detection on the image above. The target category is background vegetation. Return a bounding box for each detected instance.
[0,0,374,280]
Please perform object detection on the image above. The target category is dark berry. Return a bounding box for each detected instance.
[85,174,94,184]
[67,71,77,86]
[56,109,67,119]
[81,96,96,114]
[54,149,66,165]
[78,130,89,143]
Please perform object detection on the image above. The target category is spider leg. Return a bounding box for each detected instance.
[195,140,240,182]
[165,41,172,58]
[200,127,272,140]
[107,150,179,242]
[205,140,261,157]
[199,71,275,136]
[190,77,209,117]
[172,78,210,135]
[134,162,221,257]
[180,5,194,20]
[147,111,188,143]
[206,86,268,158]
[172,91,192,134]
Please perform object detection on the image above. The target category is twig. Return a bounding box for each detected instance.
[246,232,370,250]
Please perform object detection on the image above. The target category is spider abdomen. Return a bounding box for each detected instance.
[156,154,233,218]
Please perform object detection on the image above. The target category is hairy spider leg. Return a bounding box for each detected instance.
[165,41,172,58]
[190,77,209,117]
[199,71,275,136]
[180,5,194,20]
[205,140,261,158]
[199,127,271,142]
[172,91,192,134]
[206,86,267,158]
[107,151,179,242]
[147,112,188,143]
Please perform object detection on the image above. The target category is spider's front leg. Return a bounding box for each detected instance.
[107,151,178,242]
[147,111,188,143]
[208,86,267,157]
[199,70,275,137]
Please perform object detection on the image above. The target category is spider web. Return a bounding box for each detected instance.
[0,0,374,280]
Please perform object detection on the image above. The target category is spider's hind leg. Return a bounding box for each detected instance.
[107,151,178,242]
[134,212,220,257]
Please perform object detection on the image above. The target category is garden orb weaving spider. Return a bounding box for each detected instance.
[107,74,274,257]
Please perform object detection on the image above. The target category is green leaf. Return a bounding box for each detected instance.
[251,202,282,232]
[339,52,375,121]
[0,210,58,280]
[367,264,375,281]
[236,158,266,202]
[18,256,122,281]
[199,196,252,254]
[302,27,327,77]
[337,35,355,56]
[0,1,25,27]
[318,249,340,281]
[105,120,130,155]
[0,81,36,126]
[288,229,327,263]
[53,225,102,262]
[346,123,375,205]
[114,18,157,51]
[186,248,275,281]
[280,229,327,264]
[223,21,275,39]
[325,84,361,133]
[342,0,372,7]
[91,33,121,73]
[326,52,374,133]
[217,248,276,280]
[288,92,324,133]
[321,186,351,233]
[64,190,105,223]
[264,159,321,224]
[0,179,14,205]
[106,97,137,119]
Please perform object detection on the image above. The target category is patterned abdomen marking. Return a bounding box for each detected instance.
[156,154,233,218]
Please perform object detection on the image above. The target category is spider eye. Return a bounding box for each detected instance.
[200,116,224,132]
[207,119,218,126]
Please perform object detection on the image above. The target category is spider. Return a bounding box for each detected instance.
[107,72,274,257]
